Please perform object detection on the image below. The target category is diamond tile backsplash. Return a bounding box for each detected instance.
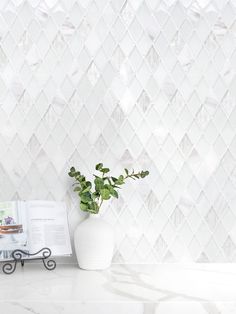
[1,0,236,262]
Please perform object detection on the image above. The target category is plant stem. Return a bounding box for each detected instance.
[124,173,139,180]
[98,198,103,211]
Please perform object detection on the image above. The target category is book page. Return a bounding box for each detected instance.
[27,201,72,257]
[0,201,29,260]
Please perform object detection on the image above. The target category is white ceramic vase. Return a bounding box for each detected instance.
[74,214,114,270]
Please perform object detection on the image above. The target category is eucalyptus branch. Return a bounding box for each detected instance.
[68,163,149,214]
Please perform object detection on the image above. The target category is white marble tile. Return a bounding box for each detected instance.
[0,0,236,263]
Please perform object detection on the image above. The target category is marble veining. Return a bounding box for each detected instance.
[0,263,235,313]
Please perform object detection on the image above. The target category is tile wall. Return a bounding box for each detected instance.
[0,0,236,262]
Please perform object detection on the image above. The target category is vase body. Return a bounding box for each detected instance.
[74,214,114,270]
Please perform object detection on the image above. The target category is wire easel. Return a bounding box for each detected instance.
[2,247,56,274]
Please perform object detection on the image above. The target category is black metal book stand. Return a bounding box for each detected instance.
[2,247,56,274]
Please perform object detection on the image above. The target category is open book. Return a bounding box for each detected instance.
[0,200,72,260]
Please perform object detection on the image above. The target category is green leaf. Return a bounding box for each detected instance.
[80,202,89,211]
[73,186,81,192]
[109,188,118,198]
[82,186,91,193]
[116,181,123,185]
[113,190,119,198]
[111,177,118,183]
[106,185,119,198]
[116,175,124,185]
[68,167,76,177]
[80,192,92,203]
[94,177,104,190]
[92,192,99,199]
[124,168,129,175]
[79,175,86,181]
[88,202,99,214]
[101,168,110,173]
[82,181,92,193]
[101,189,111,200]
[95,163,103,170]
[141,170,149,178]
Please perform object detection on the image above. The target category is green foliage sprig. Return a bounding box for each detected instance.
[68,163,149,214]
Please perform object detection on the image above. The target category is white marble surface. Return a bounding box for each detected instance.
[0,263,236,313]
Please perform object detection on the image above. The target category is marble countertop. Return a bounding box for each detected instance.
[0,263,236,313]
